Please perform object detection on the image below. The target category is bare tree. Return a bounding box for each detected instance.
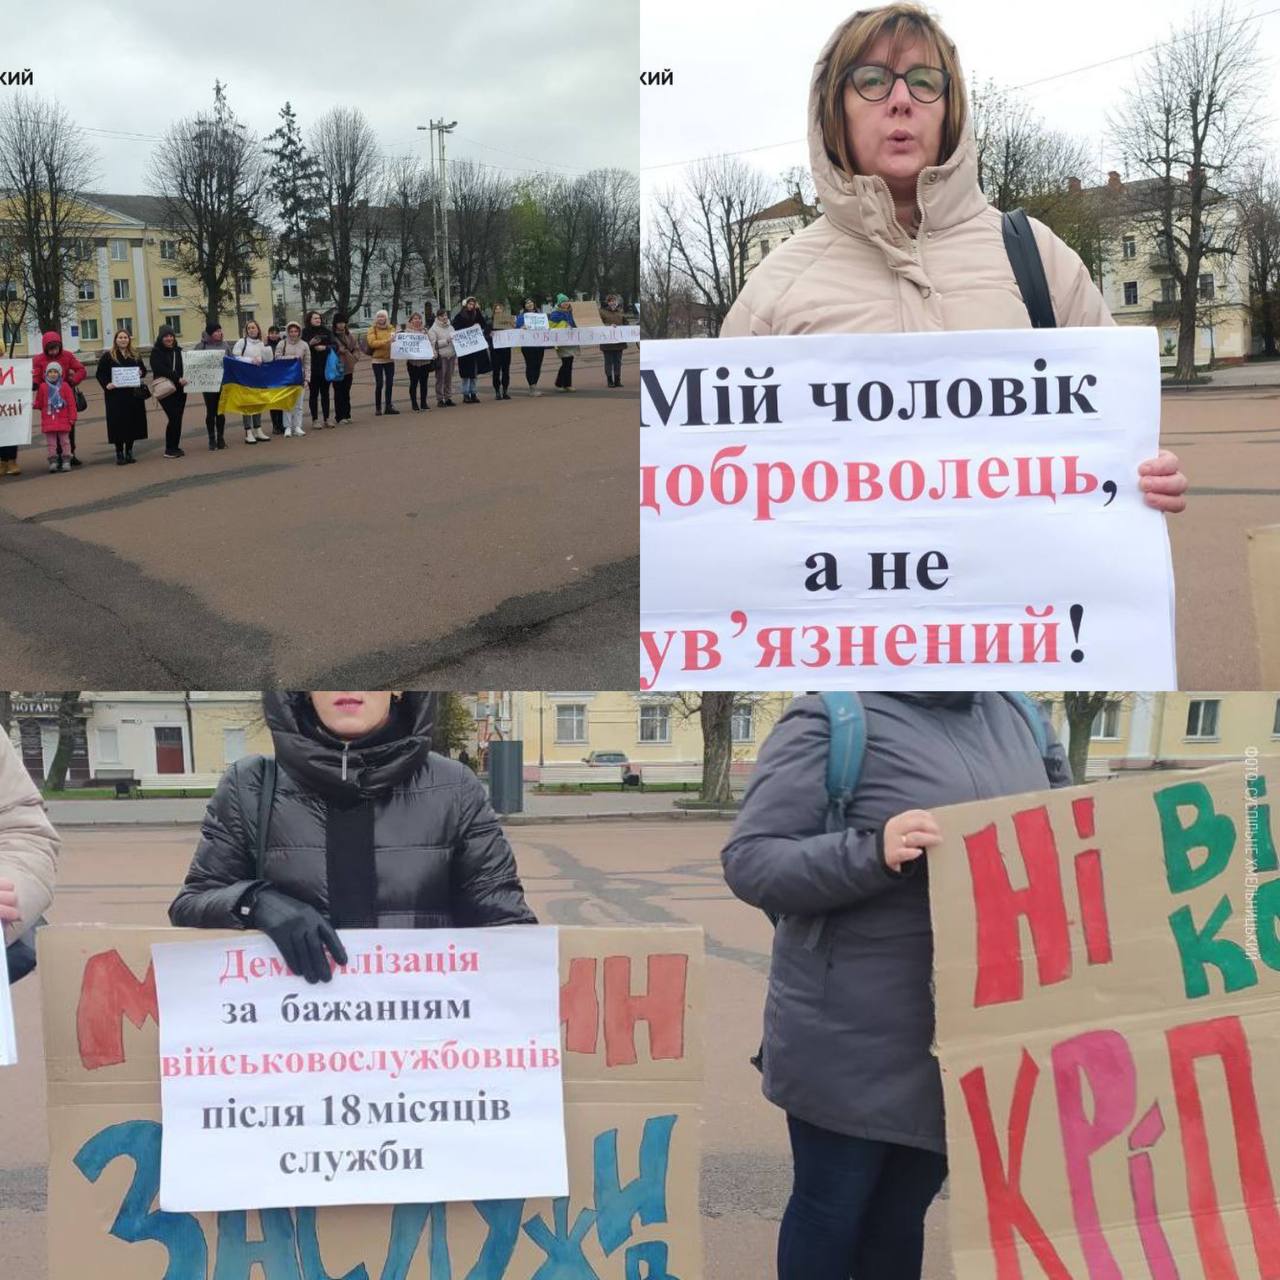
[0,226,32,355]
[0,94,97,332]
[582,167,640,302]
[1110,6,1263,381]
[640,224,677,339]
[311,107,383,318]
[1239,159,1280,357]
[380,156,431,323]
[448,160,513,301]
[150,82,266,331]
[778,165,821,227]
[652,155,776,336]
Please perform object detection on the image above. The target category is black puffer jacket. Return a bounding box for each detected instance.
[169,692,535,930]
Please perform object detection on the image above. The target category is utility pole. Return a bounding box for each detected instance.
[418,118,458,311]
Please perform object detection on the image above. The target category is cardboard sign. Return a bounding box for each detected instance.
[153,928,568,1212]
[451,324,487,360]
[1249,524,1280,686]
[640,327,1176,690]
[110,365,142,387]
[0,357,33,447]
[0,943,15,1066]
[928,759,1280,1279]
[181,349,226,393]
[41,925,703,1279]
[390,332,432,359]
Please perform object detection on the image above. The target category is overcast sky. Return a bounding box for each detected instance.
[641,0,1280,203]
[5,1,637,191]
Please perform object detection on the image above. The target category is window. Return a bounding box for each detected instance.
[2,321,20,346]
[96,728,119,763]
[163,314,181,334]
[1160,277,1177,304]
[112,278,130,301]
[1122,235,1136,259]
[118,316,133,334]
[1090,703,1120,739]
[154,725,185,774]
[1185,699,1220,740]
[1198,273,1215,300]
[162,277,178,298]
[77,280,95,300]
[223,727,248,764]
[555,703,586,744]
[638,703,671,744]
[731,703,754,742]
[72,237,94,260]
[80,318,99,342]
[159,239,177,260]
[241,311,254,326]
[1123,281,1138,307]
[237,273,253,296]
[1273,697,1280,738]
[759,238,771,257]
[109,239,128,261]
[362,303,372,320]
[0,281,16,300]
[380,271,390,290]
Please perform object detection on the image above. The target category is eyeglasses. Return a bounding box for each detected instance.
[846,63,949,104]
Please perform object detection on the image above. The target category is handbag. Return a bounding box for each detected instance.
[73,387,87,412]
[324,347,342,382]
[152,376,177,399]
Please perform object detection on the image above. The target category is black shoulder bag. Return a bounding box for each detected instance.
[1002,208,1057,329]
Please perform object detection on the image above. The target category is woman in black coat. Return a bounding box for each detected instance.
[94,329,149,465]
[148,324,188,459]
[451,297,491,403]
[169,691,536,982]
[301,310,333,427]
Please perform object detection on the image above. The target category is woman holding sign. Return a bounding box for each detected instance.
[402,312,434,412]
[549,294,576,392]
[719,3,1187,513]
[722,691,1073,1280]
[1,734,59,981]
[169,692,536,983]
[94,329,149,465]
[515,298,546,396]
[451,297,491,405]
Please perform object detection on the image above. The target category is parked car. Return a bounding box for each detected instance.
[582,750,642,787]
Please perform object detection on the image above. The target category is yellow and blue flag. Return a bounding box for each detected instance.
[217,357,303,416]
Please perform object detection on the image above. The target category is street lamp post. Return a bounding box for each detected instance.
[417,118,457,312]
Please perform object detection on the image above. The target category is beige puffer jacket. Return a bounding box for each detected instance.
[722,16,1113,337]
[0,734,59,947]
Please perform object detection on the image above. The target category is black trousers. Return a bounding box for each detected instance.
[0,446,16,462]
[490,347,511,392]
[554,355,574,388]
[603,349,623,383]
[309,379,331,422]
[522,348,545,386]
[202,392,225,441]
[407,364,431,407]
[334,375,352,421]
[373,363,395,408]
[161,392,187,452]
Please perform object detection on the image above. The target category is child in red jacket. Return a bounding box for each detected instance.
[35,362,77,472]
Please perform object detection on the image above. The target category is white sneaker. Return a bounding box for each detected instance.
[284,427,294,437]
[245,432,257,444]
[295,424,306,436]
[253,427,270,441]
[530,388,542,397]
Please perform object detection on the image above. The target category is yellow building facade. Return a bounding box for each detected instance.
[1,194,272,358]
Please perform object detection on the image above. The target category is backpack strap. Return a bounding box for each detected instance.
[1002,209,1057,329]
[999,692,1051,762]
[820,692,867,827]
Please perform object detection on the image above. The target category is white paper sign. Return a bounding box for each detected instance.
[181,349,226,393]
[492,325,640,348]
[153,927,567,1212]
[0,942,16,1066]
[451,324,488,359]
[390,331,432,359]
[110,365,141,387]
[0,359,33,448]
[523,312,549,330]
[641,326,1176,691]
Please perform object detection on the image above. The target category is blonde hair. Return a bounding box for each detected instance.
[110,329,137,362]
[819,4,967,178]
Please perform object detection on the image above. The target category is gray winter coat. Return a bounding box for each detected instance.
[721,692,1072,1154]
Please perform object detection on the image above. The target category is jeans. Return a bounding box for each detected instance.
[407,364,431,407]
[491,346,511,392]
[284,403,305,433]
[373,362,394,409]
[603,349,623,383]
[777,1116,947,1280]
[333,375,352,422]
[435,357,455,400]
[203,393,225,441]
[161,391,187,452]
[242,413,261,433]
[522,347,545,385]
[555,355,574,388]
[461,375,477,397]
[309,378,331,422]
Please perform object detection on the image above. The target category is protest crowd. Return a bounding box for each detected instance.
[0,292,633,475]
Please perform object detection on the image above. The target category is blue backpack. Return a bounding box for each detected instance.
[820,691,1051,825]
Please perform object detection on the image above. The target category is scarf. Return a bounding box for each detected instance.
[46,379,64,413]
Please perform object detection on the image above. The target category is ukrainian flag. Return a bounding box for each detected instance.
[217,357,304,416]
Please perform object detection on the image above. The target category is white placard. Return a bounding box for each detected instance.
[451,324,488,359]
[153,927,567,1212]
[390,331,432,359]
[641,326,1176,691]
[522,312,550,330]
[492,325,639,348]
[181,349,226,393]
[0,943,16,1066]
[0,359,33,448]
[110,365,141,387]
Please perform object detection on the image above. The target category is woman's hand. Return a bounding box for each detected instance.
[178,377,187,387]
[0,879,21,925]
[882,809,943,873]
[249,887,348,984]
[1138,450,1187,514]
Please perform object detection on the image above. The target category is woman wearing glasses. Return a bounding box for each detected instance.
[721,3,1187,514]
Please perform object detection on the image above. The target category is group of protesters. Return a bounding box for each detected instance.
[0,292,630,476]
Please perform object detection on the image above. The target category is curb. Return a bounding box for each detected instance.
[1162,380,1280,393]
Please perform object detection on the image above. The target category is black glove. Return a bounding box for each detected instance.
[248,888,348,984]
